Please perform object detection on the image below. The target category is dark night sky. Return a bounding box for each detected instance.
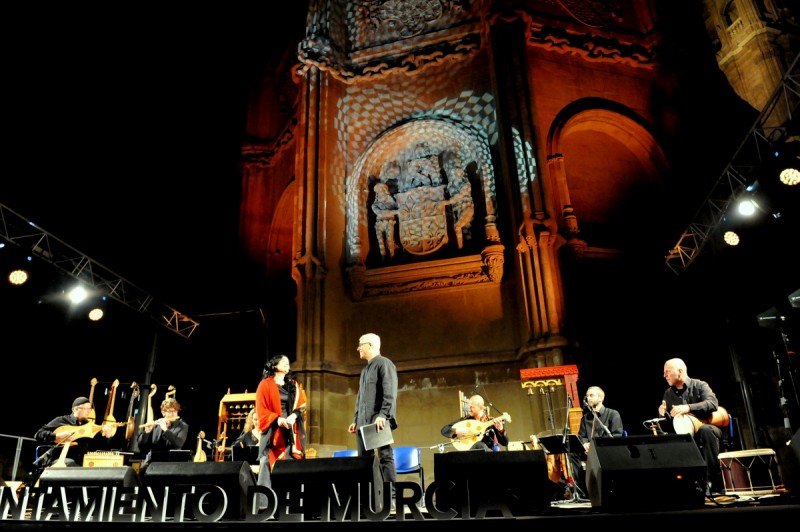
[0,7,308,461]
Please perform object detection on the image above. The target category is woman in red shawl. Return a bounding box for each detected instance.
[255,354,307,492]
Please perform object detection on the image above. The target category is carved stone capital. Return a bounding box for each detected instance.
[481,244,505,282]
[346,263,367,302]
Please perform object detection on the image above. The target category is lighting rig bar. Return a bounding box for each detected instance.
[665,55,800,274]
[0,203,199,338]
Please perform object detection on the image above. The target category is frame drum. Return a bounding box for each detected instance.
[718,448,782,496]
[672,413,702,435]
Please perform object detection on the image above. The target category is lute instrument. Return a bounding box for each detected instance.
[450,412,512,451]
[87,377,98,422]
[125,381,140,440]
[102,379,120,438]
[194,431,207,462]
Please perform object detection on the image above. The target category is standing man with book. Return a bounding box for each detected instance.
[348,332,398,501]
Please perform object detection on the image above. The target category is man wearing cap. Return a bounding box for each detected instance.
[34,396,114,469]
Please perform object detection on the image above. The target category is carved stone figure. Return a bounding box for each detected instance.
[372,183,400,259]
[444,153,474,248]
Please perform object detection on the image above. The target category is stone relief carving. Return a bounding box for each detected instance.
[345,119,503,300]
[360,0,445,39]
[368,143,477,259]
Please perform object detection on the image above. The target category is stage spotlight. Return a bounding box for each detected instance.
[790,289,800,309]
[774,136,800,186]
[757,307,786,330]
[88,307,104,321]
[737,198,758,216]
[69,285,88,304]
[8,269,28,285]
[723,230,740,246]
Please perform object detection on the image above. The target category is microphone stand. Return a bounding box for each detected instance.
[553,394,587,504]
[587,403,614,438]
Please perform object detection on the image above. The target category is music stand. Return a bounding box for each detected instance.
[538,435,586,462]
[539,434,588,503]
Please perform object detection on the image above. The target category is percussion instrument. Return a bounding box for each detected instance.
[718,448,783,496]
[672,413,702,435]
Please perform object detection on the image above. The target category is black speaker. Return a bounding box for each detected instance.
[433,450,552,516]
[271,456,383,519]
[778,428,800,494]
[585,434,706,511]
[38,466,140,489]
[142,461,255,520]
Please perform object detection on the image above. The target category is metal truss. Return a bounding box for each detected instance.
[666,55,800,274]
[0,203,199,338]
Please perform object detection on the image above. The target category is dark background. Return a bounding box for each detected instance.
[0,6,308,473]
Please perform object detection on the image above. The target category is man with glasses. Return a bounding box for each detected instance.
[34,396,114,469]
[137,397,189,474]
[348,332,398,510]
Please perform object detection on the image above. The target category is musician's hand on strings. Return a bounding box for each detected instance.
[492,418,505,432]
[55,431,73,444]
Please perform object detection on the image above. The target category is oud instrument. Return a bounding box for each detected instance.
[55,421,126,440]
[450,412,512,451]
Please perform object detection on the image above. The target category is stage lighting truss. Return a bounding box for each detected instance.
[0,203,199,338]
[666,54,800,273]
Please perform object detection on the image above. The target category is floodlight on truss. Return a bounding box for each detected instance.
[0,203,199,338]
[666,55,800,274]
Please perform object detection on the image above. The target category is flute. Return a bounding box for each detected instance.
[139,416,180,428]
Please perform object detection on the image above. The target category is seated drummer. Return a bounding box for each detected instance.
[440,394,508,451]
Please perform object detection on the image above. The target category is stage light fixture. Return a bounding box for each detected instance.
[69,285,88,304]
[779,166,799,185]
[790,289,800,309]
[737,198,757,216]
[88,308,104,321]
[722,231,740,246]
[8,269,29,285]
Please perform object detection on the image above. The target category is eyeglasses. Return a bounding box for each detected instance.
[359,342,371,347]
[76,406,92,410]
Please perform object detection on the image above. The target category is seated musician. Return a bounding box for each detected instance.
[569,386,624,498]
[232,408,261,448]
[136,397,189,474]
[34,396,114,468]
[440,394,508,451]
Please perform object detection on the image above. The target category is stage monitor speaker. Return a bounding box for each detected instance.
[271,456,383,519]
[585,434,706,511]
[778,427,800,495]
[142,461,254,520]
[38,466,140,490]
[433,450,552,516]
